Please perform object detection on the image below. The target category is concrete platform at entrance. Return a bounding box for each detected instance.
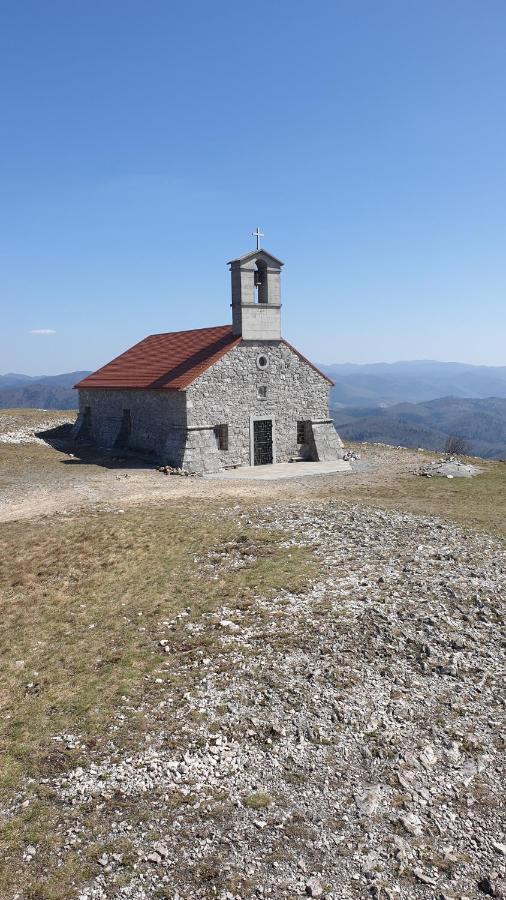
[205,459,352,480]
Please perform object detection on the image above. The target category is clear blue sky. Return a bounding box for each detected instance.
[1,0,505,374]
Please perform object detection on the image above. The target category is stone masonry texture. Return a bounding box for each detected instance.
[185,341,342,472]
[75,341,343,474]
[74,388,186,459]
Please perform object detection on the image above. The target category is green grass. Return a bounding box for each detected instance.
[243,791,273,810]
[402,461,506,539]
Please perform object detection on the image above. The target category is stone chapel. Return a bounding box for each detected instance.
[73,241,344,474]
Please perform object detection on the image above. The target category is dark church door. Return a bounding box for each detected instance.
[253,419,273,465]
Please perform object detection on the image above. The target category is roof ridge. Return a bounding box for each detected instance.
[148,324,231,338]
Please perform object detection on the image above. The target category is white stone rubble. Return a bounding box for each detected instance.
[19,502,506,897]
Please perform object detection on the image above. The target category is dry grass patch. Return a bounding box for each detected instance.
[0,409,76,479]
[243,791,273,810]
[320,453,506,542]
[0,501,315,897]
[0,442,66,483]
[0,503,315,793]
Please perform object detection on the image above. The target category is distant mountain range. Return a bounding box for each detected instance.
[319,360,506,407]
[332,397,506,459]
[1,361,506,459]
[319,361,506,457]
[0,372,91,389]
[3,360,506,411]
[0,372,89,410]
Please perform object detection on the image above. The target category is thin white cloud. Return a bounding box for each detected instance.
[29,328,56,335]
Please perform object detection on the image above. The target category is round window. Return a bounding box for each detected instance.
[256,353,269,370]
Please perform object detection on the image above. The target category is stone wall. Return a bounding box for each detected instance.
[307,420,344,462]
[186,341,343,471]
[74,388,187,461]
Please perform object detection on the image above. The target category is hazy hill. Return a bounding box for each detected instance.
[319,360,506,407]
[2,363,506,457]
[0,371,90,389]
[0,372,90,409]
[332,396,506,458]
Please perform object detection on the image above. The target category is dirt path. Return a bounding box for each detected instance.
[2,410,500,536]
[0,440,426,523]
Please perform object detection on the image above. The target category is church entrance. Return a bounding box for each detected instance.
[253,418,273,465]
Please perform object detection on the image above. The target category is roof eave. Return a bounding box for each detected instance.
[281,339,334,385]
[74,383,184,391]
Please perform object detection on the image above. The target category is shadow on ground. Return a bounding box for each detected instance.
[35,424,155,470]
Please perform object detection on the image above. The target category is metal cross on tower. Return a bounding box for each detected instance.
[251,227,264,250]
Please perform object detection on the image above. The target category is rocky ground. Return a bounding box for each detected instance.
[0,410,488,526]
[18,500,503,900]
[0,415,415,523]
[0,411,75,445]
[1,411,505,897]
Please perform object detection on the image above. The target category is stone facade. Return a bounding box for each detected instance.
[184,341,342,472]
[74,388,186,459]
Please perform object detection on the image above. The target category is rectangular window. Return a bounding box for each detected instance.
[216,423,229,451]
[297,421,306,444]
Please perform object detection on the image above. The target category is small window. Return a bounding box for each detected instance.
[297,421,306,444]
[257,385,267,399]
[256,354,269,370]
[215,423,229,451]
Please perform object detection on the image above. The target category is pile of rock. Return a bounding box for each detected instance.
[417,457,482,478]
[156,465,198,477]
[0,414,75,445]
[342,449,360,462]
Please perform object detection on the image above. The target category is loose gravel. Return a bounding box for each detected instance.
[0,413,74,444]
[36,500,506,899]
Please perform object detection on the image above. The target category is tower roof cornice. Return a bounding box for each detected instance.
[227,248,284,267]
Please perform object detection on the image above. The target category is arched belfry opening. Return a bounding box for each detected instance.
[254,258,268,304]
[228,245,284,340]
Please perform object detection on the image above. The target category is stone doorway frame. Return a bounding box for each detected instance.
[249,415,276,466]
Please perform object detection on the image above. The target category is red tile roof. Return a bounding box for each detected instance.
[74,325,334,391]
[74,325,241,391]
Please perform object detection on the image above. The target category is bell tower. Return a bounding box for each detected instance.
[228,232,284,341]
